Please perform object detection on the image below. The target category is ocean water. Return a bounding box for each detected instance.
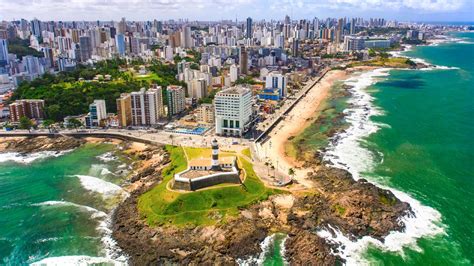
[319,32,474,265]
[0,144,130,265]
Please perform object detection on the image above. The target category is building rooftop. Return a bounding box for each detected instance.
[217,86,250,96]
[181,168,235,179]
[188,156,235,167]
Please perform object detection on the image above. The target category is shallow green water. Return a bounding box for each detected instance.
[361,32,474,264]
[0,144,129,264]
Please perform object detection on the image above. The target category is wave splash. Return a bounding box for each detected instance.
[74,175,127,198]
[0,150,72,164]
[30,255,126,266]
[321,69,445,264]
[389,45,460,71]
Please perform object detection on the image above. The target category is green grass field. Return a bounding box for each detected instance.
[134,72,163,83]
[137,145,282,227]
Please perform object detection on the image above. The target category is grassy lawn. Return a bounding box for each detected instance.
[350,57,415,68]
[134,72,163,82]
[241,148,252,158]
[137,145,282,227]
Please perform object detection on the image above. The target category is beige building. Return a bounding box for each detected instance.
[116,93,132,127]
[196,104,214,124]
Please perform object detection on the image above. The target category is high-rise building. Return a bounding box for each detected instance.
[31,19,42,37]
[291,39,299,57]
[23,55,44,77]
[9,99,45,123]
[130,85,164,126]
[0,39,8,74]
[265,72,287,98]
[181,26,193,49]
[115,34,126,56]
[230,64,239,82]
[239,45,248,75]
[190,78,207,99]
[116,93,132,128]
[350,18,356,35]
[118,17,127,34]
[167,85,186,117]
[79,36,92,62]
[43,47,54,69]
[343,36,365,51]
[86,99,107,128]
[214,86,252,136]
[246,17,253,39]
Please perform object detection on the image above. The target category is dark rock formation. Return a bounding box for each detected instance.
[0,136,84,153]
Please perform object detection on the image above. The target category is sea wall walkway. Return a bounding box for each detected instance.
[254,68,330,144]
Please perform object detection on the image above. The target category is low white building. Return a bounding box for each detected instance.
[214,86,252,137]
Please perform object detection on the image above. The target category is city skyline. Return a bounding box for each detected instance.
[1,0,473,22]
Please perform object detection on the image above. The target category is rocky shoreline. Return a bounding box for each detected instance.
[111,150,412,264]
[0,135,413,264]
[0,136,85,153]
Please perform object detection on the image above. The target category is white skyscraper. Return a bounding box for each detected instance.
[230,64,239,83]
[265,72,287,98]
[214,86,252,137]
[86,99,107,128]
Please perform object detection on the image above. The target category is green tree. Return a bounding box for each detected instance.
[288,168,295,180]
[42,119,54,133]
[67,118,82,131]
[46,104,62,121]
[19,116,33,132]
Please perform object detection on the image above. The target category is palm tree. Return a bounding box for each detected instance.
[264,161,270,176]
[288,168,295,181]
[19,116,33,133]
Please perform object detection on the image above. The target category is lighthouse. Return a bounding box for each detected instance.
[211,139,220,170]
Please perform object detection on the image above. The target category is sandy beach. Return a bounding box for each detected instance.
[257,67,374,189]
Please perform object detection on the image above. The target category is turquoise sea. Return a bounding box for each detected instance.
[0,144,130,264]
[362,32,474,265]
[318,32,474,265]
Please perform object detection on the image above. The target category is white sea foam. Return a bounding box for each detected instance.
[0,150,72,164]
[74,175,127,198]
[100,167,115,176]
[237,234,274,265]
[32,198,128,263]
[31,200,107,219]
[97,152,117,162]
[73,174,129,262]
[237,233,289,266]
[30,255,126,266]
[389,44,460,71]
[321,69,445,263]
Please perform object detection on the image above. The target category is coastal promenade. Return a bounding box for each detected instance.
[0,129,250,152]
[254,68,330,143]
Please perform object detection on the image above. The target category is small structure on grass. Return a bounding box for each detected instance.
[173,139,241,191]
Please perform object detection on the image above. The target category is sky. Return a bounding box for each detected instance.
[0,0,473,22]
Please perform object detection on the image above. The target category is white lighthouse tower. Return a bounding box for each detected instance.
[211,139,220,170]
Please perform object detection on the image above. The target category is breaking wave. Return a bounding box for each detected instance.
[321,69,445,264]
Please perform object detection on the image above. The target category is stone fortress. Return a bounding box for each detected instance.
[172,139,241,191]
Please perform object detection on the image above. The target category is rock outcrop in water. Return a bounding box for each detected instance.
[0,136,84,153]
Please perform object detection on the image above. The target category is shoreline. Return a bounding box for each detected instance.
[0,65,418,264]
[257,66,378,190]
